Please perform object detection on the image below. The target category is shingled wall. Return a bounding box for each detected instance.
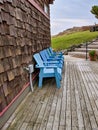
[0,0,51,112]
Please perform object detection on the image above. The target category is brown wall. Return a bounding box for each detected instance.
[0,0,51,112]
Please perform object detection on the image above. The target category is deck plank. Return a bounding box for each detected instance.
[59,63,67,128]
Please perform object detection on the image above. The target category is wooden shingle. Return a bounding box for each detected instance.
[0,62,4,73]
[3,58,11,71]
[15,8,22,20]
[3,82,9,97]
[7,70,15,81]
[9,25,16,36]
[6,0,12,3]
[0,47,4,59]
[0,0,3,4]
[3,46,12,57]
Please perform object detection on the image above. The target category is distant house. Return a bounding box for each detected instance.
[90,24,98,32]
[0,0,54,128]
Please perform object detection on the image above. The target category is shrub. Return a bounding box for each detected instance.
[89,50,96,56]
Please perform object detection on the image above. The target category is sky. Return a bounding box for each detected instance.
[50,0,98,35]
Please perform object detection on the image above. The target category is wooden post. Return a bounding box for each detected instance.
[86,42,88,60]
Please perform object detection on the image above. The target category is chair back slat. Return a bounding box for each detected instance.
[33,53,44,67]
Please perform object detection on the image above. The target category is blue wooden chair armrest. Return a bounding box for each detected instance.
[35,64,58,68]
[48,56,64,60]
[43,61,60,64]
[43,62,63,68]
[47,58,64,63]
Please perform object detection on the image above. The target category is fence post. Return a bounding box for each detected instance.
[86,42,88,60]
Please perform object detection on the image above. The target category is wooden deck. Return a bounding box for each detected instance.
[2,56,98,130]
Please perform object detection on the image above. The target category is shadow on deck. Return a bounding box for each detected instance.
[2,56,98,130]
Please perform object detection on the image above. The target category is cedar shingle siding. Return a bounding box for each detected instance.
[0,0,53,113]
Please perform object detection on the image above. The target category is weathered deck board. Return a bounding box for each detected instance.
[78,63,98,129]
[1,57,98,130]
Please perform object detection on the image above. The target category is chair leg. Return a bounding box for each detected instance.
[55,76,61,88]
[38,76,43,88]
[58,74,62,80]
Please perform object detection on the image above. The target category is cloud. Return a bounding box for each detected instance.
[51,18,91,26]
[50,18,96,35]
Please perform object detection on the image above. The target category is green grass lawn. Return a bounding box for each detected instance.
[51,31,98,51]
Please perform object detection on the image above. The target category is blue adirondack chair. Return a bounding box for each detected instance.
[42,49,64,63]
[33,53,62,88]
[47,47,63,57]
[39,50,63,68]
[47,48,64,61]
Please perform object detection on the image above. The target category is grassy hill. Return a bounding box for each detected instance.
[51,30,98,51]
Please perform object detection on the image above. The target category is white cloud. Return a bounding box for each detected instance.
[51,18,91,26]
[50,18,96,35]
